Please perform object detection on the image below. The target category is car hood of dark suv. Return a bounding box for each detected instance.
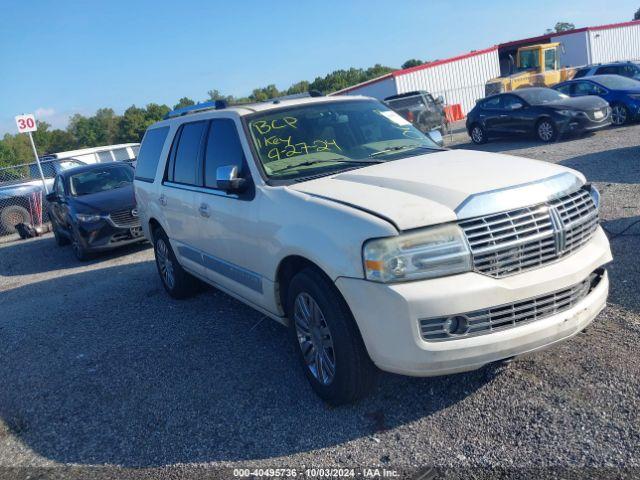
[289,149,585,230]
[72,184,136,213]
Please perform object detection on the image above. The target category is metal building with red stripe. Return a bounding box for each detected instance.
[332,20,640,116]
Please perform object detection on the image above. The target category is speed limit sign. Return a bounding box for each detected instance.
[15,114,38,133]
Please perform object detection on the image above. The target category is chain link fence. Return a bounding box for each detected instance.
[0,160,54,237]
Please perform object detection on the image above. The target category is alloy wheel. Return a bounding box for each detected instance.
[611,105,627,126]
[294,292,336,385]
[471,126,484,143]
[155,238,175,290]
[538,121,554,141]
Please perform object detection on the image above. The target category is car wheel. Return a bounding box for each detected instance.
[53,222,70,246]
[536,119,557,142]
[611,103,629,126]
[0,205,31,234]
[470,124,487,144]
[153,227,200,299]
[287,267,377,405]
[71,228,89,261]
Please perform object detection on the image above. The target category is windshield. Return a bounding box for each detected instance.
[246,100,439,180]
[516,89,569,105]
[70,166,133,196]
[594,75,640,90]
[518,50,539,70]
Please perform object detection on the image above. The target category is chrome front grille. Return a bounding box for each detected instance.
[420,269,603,341]
[460,188,598,278]
[108,208,140,228]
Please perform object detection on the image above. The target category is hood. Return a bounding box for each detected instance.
[72,184,136,213]
[544,96,608,110]
[288,150,584,231]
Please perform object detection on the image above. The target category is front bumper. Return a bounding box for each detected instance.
[336,227,612,376]
[76,220,146,251]
[557,112,611,134]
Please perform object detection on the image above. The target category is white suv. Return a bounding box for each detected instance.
[134,95,612,405]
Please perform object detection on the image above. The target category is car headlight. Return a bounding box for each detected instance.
[363,224,472,283]
[557,109,579,117]
[76,213,103,223]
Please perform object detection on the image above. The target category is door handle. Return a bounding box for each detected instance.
[199,203,210,218]
[159,194,167,206]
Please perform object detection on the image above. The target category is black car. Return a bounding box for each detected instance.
[46,162,145,260]
[466,87,611,144]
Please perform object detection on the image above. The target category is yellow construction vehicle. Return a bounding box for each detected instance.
[485,43,576,96]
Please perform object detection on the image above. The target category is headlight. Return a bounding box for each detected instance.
[557,109,579,117]
[76,213,102,223]
[363,224,472,283]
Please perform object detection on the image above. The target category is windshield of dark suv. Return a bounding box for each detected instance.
[246,99,440,180]
[69,166,133,196]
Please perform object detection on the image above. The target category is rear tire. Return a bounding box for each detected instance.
[611,103,630,126]
[469,124,487,144]
[153,227,200,299]
[0,205,31,234]
[536,119,557,142]
[287,267,377,405]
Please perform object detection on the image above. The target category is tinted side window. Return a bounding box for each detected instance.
[54,177,65,196]
[204,119,245,189]
[482,96,502,109]
[574,82,600,96]
[135,126,170,182]
[572,69,589,79]
[596,66,619,75]
[555,84,572,95]
[501,95,522,110]
[172,121,207,185]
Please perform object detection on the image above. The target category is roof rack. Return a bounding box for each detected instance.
[164,100,227,120]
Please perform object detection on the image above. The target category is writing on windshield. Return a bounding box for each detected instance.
[251,115,343,162]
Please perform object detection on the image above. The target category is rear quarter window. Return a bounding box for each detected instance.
[135,126,170,182]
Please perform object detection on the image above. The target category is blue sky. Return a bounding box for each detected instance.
[0,0,637,134]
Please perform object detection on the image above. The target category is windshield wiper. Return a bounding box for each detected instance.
[270,157,380,174]
[368,144,440,158]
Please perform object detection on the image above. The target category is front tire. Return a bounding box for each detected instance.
[611,103,629,126]
[469,124,487,144]
[287,268,377,405]
[153,227,200,299]
[536,119,557,142]
[71,227,90,261]
[52,221,70,246]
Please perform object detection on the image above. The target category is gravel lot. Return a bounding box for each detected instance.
[0,124,639,479]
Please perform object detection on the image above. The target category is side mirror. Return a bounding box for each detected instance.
[45,192,58,202]
[427,129,444,147]
[216,165,247,193]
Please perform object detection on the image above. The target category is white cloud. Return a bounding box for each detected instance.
[34,107,56,118]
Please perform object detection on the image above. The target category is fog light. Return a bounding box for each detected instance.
[443,315,469,336]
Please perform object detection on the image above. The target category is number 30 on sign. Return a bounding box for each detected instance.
[15,114,37,133]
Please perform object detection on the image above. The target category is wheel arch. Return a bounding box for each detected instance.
[275,255,339,316]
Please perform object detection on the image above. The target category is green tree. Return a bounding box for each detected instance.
[117,106,148,143]
[553,22,575,32]
[173,97,196,109]
[286,80,310,95]
[635,7,640,20]
[401,59,424,69]
[249,84,280,102]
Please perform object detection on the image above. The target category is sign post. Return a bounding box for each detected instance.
[15,113,48,194]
